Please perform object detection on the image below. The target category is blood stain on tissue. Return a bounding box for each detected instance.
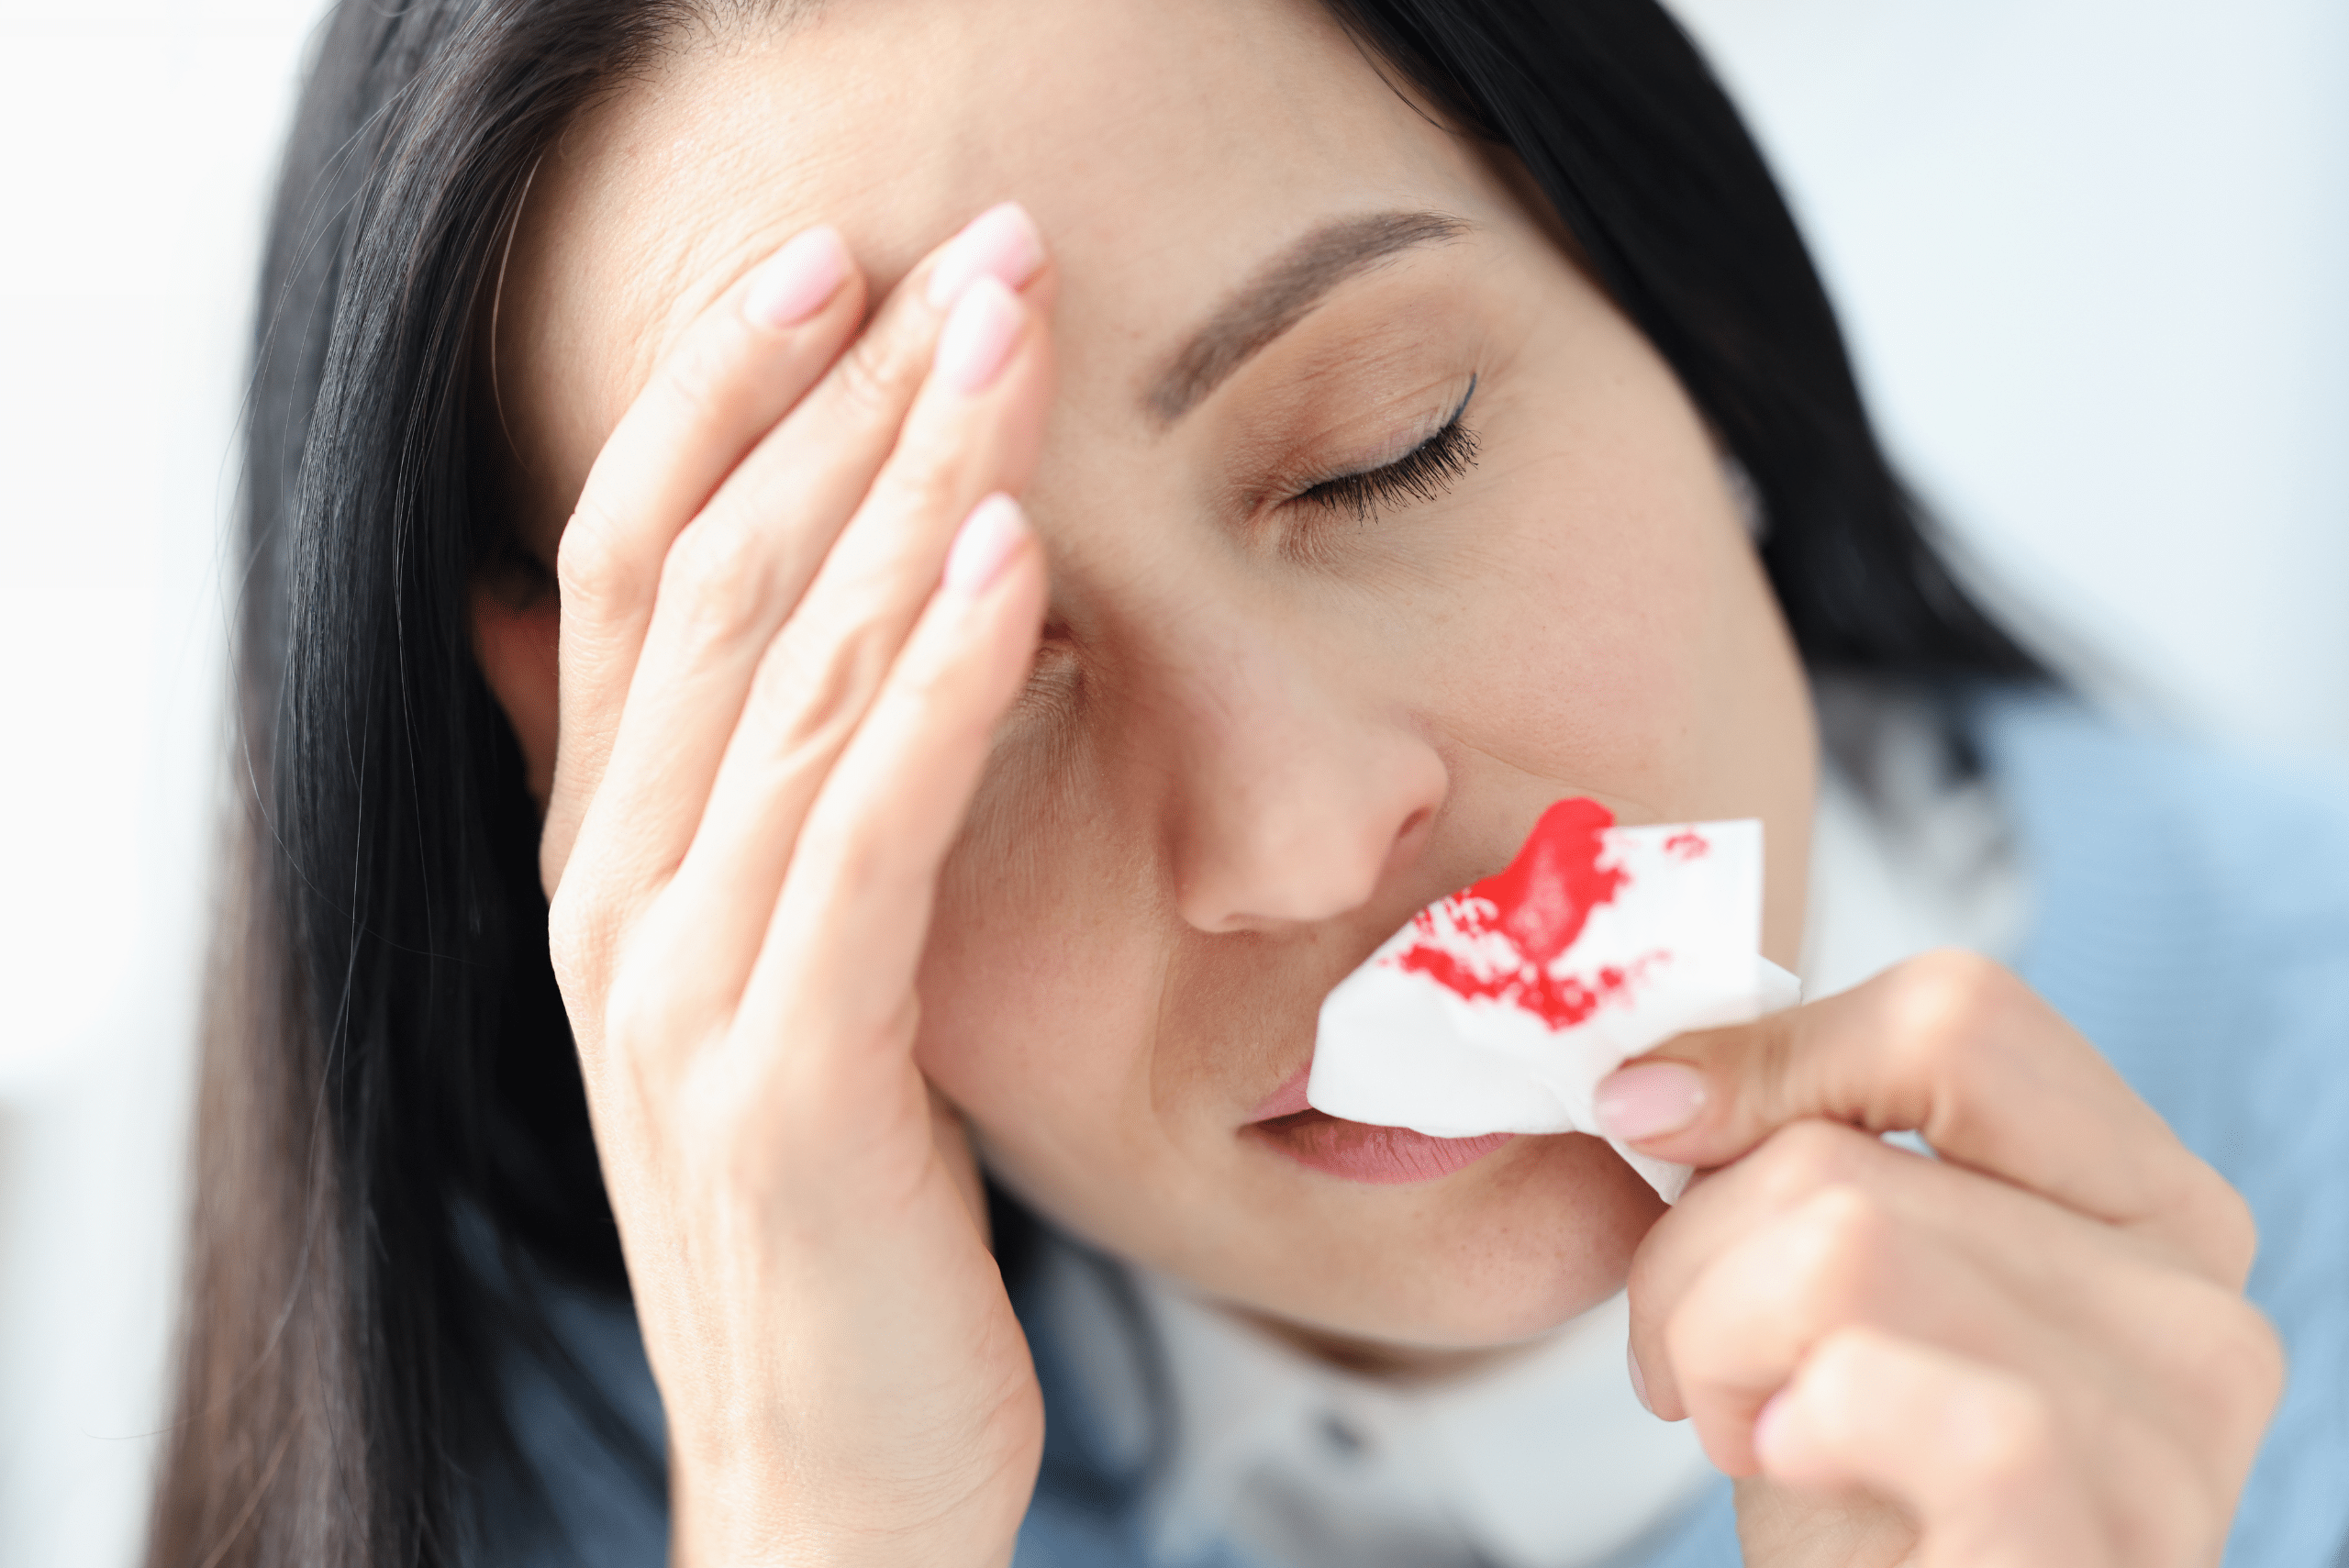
[1389,797,1653,1030]
[1663,829,1709,860]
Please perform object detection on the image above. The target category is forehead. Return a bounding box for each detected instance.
[502,0,1522,486]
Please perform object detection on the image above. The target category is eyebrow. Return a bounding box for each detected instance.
[1145,210,1472,425]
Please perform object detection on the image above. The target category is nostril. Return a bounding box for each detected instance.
[1384,806,1436,877]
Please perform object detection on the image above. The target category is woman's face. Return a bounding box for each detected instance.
[497,0,1815,1348]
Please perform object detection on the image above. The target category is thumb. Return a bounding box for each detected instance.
[1591,951,2210,1245]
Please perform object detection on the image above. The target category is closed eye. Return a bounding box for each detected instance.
[1292,377,1479,525]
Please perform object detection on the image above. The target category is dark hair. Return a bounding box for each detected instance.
[151,2,2045,1563]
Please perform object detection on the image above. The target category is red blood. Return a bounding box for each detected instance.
[1476,796,1626,962]
[1663,829,1709,861]
[1392,945,1650,1029]
[1386,797,1643,1030]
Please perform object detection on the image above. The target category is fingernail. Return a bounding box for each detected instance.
[934,276,1022,393]
[943,494,1028,595]
[743,225,848,328]
[925,201,1045,309]
[1594,1061,1707,1142]
[1626,1343,1653,1415]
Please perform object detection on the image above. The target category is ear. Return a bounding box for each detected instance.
[471,575,561,812]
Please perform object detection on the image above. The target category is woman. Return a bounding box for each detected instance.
[151,1,2348,1564]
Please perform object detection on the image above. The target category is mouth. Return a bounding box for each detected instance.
[1244,1067,1514,1185]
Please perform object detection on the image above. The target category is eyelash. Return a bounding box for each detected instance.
[1291,377,1481,525]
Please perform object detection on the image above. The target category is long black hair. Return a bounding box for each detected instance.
[151,2,2044,1564]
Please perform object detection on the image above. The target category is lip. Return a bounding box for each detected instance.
[1248,1066,1319,1121]
[1246,1066,1514,1185]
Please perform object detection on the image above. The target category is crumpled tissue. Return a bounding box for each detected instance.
[1307,797,1799,1202]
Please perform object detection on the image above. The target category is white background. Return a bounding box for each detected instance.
[0,3,2340,1563]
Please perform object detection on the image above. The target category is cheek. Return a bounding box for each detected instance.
[1431,350,1811,944]
[1426,442,1725,809]
[910,770,1164,1175]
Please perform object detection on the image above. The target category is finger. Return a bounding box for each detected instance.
[545,223,865,885]
[1627,1119,2277,1456]
[728,496,1046,1155]
[1653,1178,2075,1470]
[550,202,1048,893]
[1643,1173,2268,1565]
[627,278,1051,1030]
[1595,951,2252,1282]
[1630,1123,2054,1421]
[1751,1328,2113,1568]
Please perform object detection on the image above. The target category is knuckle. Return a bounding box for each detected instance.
[871,437,974,528]
[2216,1173,2260,1255]
[1873,950,2026,1140]
[657,510,770,644]
[1796,1182,1896,1264]
[1748,1118,1869,1209]
[547,890,631,1065]
[818,811,912,906]
[1947,1371,2061,1491]
[1658,1294,1736,1432]
[544,885,600,991]
[1655,1294,1701,1373]
[2241,1307,2288,1416]
[751,620,882,757]
[2187,1171,2262,1289]
[2197,1295,2288,1430]
[829,320,919,424]
[699,1100,784,1210]
[1902,943,2011,999]
[1879,949,2012,1071]
[885,628,978,713]
[1774,1185,1895,1325]
[554,495,635,607]
[1621,1245,1676,1338]
[1786,1329,1881,1447]
[652,325,742,430]
[599,953,674,1061]
[598,964,651,1049]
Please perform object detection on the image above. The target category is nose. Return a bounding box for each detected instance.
[1158,645,1449,933]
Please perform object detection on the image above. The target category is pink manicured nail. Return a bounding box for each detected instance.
[1593,1061,1707,1142]
[743,225,848,328]
[1626,1343,1653,1415]
[925,201,1045,309]
[934,276,1022,393]
[943,494,1029,595]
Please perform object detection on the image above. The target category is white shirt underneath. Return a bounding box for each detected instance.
[1033,698,2030,1568]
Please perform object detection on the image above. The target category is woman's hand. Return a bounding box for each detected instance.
[539,205,1056,1568]
[1604,950,2283,1568]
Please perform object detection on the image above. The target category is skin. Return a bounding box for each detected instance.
[469,1,2283,1563]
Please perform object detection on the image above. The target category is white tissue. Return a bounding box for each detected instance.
[1307,806,1800,1202]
